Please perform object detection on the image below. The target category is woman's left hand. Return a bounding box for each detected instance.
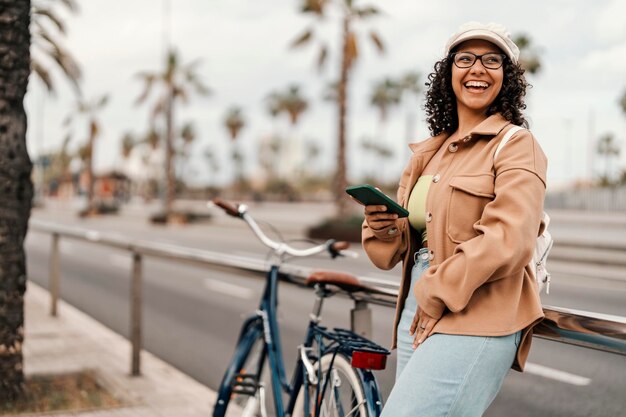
[409,307,439,349]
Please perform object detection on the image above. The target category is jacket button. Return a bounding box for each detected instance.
[428,250,435,261]
[425,212,432,222]
[432,174,440,183]
[448,142,458,153]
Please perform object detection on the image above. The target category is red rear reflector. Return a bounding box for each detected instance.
[351,351,387,370]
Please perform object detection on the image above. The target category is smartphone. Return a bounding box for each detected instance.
[345,184,409,218]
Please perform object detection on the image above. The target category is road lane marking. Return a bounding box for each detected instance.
[203,278,254,300]
[525,362,591,386]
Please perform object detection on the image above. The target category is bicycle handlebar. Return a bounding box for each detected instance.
[212,197,241,218]
[210,197,354,259]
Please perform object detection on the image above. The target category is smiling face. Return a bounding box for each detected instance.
[451,39,504,118]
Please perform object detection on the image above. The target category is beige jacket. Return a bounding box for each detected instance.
[362,113,547,371]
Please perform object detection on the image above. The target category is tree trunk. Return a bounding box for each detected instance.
[335,16,350,218]
[86,137,95,213]
[0,0,33,401]
[164,88,174,216]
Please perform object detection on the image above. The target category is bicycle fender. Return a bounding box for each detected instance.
[356,368,385,417]
[213,319,264,417]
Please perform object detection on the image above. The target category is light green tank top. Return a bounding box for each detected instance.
[407,175,432,244]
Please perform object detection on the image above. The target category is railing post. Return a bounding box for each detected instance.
[351,300,372,339]
[50,233,60,317]
[130,251,143,376]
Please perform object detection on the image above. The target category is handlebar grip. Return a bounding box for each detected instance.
[331,241,350,251]
[212,198,241,217]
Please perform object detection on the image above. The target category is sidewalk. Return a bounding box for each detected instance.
[20,282,238,417]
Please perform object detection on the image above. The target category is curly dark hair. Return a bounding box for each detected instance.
[424,55,530,136]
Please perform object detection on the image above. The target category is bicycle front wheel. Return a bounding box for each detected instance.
[213,329,268,417]
[292,353,370,417]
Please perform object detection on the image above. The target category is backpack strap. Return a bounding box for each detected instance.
[494,125,524,160]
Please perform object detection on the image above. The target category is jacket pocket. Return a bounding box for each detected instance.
[447,173,495,244]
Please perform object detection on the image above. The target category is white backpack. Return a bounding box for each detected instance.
[494,126,553,294]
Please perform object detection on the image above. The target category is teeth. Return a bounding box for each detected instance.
[465,81,489,88]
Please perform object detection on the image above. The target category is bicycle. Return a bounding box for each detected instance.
[211,198,390,417]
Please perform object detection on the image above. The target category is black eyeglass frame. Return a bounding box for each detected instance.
[450,52,507,70]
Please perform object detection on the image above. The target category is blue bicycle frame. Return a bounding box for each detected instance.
[213,264,386,417]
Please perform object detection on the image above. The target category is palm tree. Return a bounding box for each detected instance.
[266,85,309,181]
[596,133,621,183]
[223,106,246,188]
[513,34,542,75]
[224,106,245,141]
[398,71,422,143]
[178,121,196,185]
[30,0,81,94]
[121,132,136,159]
[203,147,220,186]
[135,48,210,218]
[64,94,109,214]
[267,85,309,126]
[0,0,33,401]
[292,0,385,216]
[282,85,309,125]
[370,77,401,123]
[369,77,400,179]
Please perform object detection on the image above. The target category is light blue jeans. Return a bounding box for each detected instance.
[383,247,522,417]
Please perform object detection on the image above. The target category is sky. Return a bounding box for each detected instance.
[25,0,626,190]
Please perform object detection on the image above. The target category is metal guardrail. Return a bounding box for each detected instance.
[29,219,626,376]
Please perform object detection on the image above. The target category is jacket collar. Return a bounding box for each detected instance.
[408,132,448,154]
[469,113,511,137]
[408,113,512,153]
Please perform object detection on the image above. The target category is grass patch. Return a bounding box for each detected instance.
[0,370,123,415]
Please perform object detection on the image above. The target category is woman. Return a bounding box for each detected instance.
[362,22,547,416]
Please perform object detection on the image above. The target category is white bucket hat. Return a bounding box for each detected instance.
[445,22,520,64]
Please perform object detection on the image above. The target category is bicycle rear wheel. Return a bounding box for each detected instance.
[213,329,268,417]
[292,353,370,417]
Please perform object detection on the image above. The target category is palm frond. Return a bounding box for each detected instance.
[345,31,358,68]
[32,7,66,33]
[49,43,82,91]
[290,28,314,48]
[174,86,189,104]
[355,6,380,18]
[184,71,211,96]
[151,99,166,121]
[300,0,328,15]
[369,30,385,54]
[89,120,99,139]
[97,94,109,108]
[134,74,157,104]
[58,0,79,13]
[31,59,55,93]
[317,44,328,70]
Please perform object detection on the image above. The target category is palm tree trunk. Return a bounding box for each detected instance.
[86,138,95,213]
[0,0,33,401]
[164,88,174,216]
[335,16,351,218]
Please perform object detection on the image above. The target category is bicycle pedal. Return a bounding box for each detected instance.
[231,373,259,396]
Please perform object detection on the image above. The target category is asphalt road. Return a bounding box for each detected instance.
[25,201,626,417]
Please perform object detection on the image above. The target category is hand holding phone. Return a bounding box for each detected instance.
[345,184,409,217]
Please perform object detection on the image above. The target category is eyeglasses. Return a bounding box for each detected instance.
[451,52,507,69]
